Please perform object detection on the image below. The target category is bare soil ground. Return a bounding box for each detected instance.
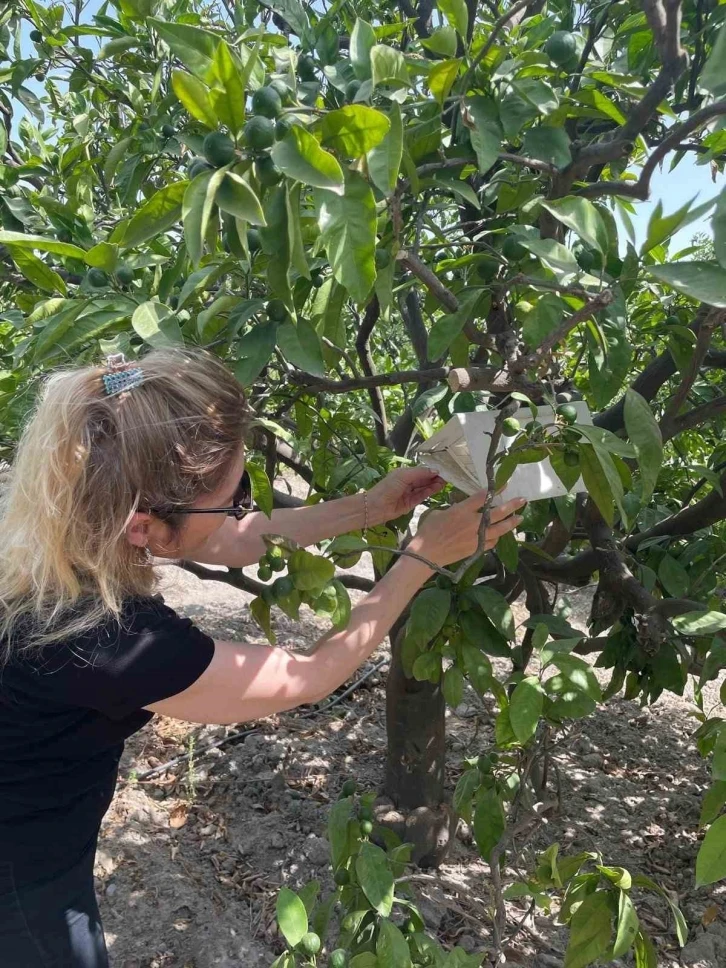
[97,553,726,968]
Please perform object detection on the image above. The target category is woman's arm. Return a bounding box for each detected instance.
[182,467,445,568]
[144,550,433,724]
[144,492,524,726]
[185,491,367,568]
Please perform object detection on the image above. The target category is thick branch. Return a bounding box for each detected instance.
[447,366,547,399]
[289,367,451,394]
[397,249,458,313]
[663,395,726,441]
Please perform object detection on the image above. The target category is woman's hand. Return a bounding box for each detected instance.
[410,490,525,567]
[367,467,446,524]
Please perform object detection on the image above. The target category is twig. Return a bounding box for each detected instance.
[396,249,459,313]
[661,308,722,427]
[514,290,614,372]
[459,0,532,91]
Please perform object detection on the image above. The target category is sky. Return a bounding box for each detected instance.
[13,2,722,252]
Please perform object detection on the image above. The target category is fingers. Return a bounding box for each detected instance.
[489,497,527,522]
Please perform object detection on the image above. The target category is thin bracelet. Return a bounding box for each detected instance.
[361,489,369,536]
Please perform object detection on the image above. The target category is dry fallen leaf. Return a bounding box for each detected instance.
[169,804,189,829]
[702,904,719,927]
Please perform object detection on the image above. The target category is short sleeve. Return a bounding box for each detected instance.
[25,597,215,720]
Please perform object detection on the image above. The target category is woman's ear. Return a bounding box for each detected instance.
[125,511,152,548]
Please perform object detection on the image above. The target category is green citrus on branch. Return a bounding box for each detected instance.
[252,85,283,119]
[545,30,577,66]
[502,416,520,437]
[242,116,275,151]
[202,132,236,167]
[299,932,321,957]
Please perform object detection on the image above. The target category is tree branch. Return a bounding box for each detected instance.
[661,308,722,429]
[513,290,614,372]
[459,0,532,91]
[663,394,726,441]
[396,249,458,313]
[355,296,389,445]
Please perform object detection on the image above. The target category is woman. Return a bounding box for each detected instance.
[0,348,524,967]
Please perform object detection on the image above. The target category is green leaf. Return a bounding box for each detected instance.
[509,676,544,744]
[271,127,344,193]
[522,293,565,349]
[367,102,403,196]
[696,814,726,887]
[443,665,465,708]
[496,530,519,572]
[422,25,458,58]
[288,549,335,592]
[624,390,662,503]
[117,181,187,249]
[465,584,515,640]
[564,891,613,968]
[700,781,726,827]
[647,263,726,307]
[207,42,247,137]
[0,230,86,261]
[84,242,119,273]
[579,444,615,527]
[149,18,222,80]
[408,587,452,644]
[259,0,310,40]
[171,71,217,128]
[633,931,658,968]
[245,460,273,517]
[714,188,726,270]
[350,19,376,80]
[321,106,390,157]
[514,233,580,280]
[473,788,505,863]
[8,247,66,295]
[522,127,571,169]
[276,887,308,948]
[641,197,712,256]
[439,0,468,38]
[314,171,377,305]
[183,167,226,267]
[466,97,501,175]
[672,611,726,635]
[330,580,352,628]
[277,319,326,376]
[370,44,410,90]
[217,172,265,225]
[356,842,395,917]
[328,797,354,868]
[702,18,726,97]
[428,59,462,106]
[587,287,631,408]
[377,919,412,968]
[428,290,483,360]
[131,300,183,346]
[235,321,278,386]
[453,769,480,823]
[613,891,640,958]
[540,197,609,255]
[461,641,493,695]
[658,554,689,598]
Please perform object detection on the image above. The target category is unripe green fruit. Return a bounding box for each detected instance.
[255,154,283,187]
[247,228,261,254]
[275,117,293,140]
[476,256,499,282]
[545,30,577,66]
[161,123,176,138]
[203,132,236,167]
[502,416,520,436]
[311,273,324,288]
[299,932,321,956]
[334,868,350,886]
[242,116,275,151]
[557,403,578,424]
[273,575,294,596]
[188,157,213,180]
[87,268,108,288]
[252,85,283,119]
[266,298,288,321]
[346,79,361,101]
[502,236,527,262]
[257,563,273,582]
[358,805,373,821]
[666,314,680,326]
[269,78,290,100]
[30,30,43,43]
[375,248,391,269]
[575,246,596,271]
[330,951,349,968]
[169,295,179,309]
[359,819,373,836]
[115,264,134,286]
[298,54,316,81]
[341,778,357,797]
[267,545,285,560]
[269,555,286,572]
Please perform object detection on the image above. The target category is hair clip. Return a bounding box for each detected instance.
[102,353,144,397]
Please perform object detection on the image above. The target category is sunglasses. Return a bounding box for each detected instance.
[152,470,255,522]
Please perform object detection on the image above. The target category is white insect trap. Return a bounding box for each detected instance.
[415,402,593,504]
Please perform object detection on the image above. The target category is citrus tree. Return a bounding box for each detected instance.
[3,0,726,962]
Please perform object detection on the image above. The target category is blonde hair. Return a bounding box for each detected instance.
[0,347,251,660]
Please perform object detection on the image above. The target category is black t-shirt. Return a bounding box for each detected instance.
[0,595,215,886]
